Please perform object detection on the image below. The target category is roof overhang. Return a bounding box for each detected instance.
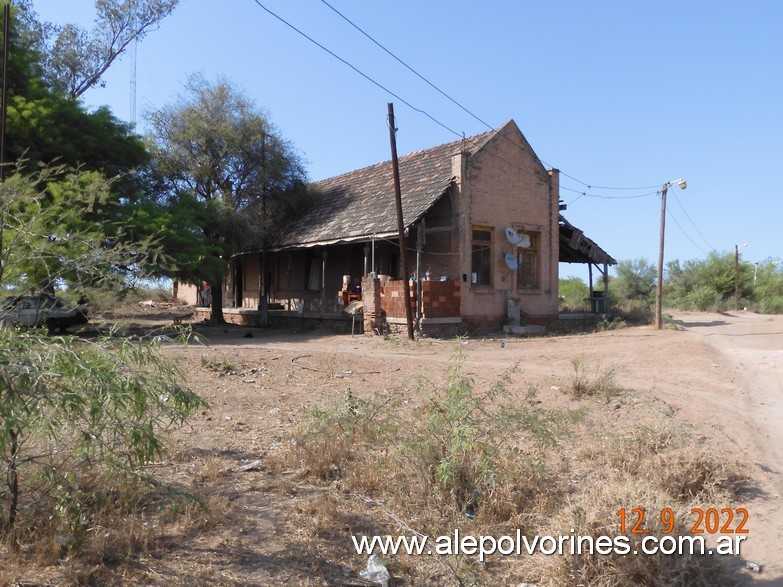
[559,214,617,265]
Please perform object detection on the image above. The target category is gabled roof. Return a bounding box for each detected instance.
[273,129,495,250]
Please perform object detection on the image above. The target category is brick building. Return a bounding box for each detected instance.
[178,120,615,335]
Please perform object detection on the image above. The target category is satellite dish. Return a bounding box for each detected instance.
[516,233,532,248]
[504,250,518,270]
[504,227,522,245]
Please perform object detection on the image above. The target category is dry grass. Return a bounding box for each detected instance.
[0,345,753,585]
[565,355,624,401]
[277,353,750,586]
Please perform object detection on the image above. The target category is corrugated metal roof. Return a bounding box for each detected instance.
[272,130,494,250]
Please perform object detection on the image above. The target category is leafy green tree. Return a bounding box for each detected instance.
[0,326,205,536]
[751,260,783,313]
[0,5,162,294]
[17,0,178,99]
[611,258,657,308]
[146,75,310,323]
[558,276,589,311]
[0,167,204,543]
[0,163,160,295]
[667,252,738,311]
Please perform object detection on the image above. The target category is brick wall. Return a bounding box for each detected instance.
[454,121,560,325]
[420,280,460,318]
[381,279,462,319]
[380,280,416,318]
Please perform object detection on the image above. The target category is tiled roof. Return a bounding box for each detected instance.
[273,129,495,249]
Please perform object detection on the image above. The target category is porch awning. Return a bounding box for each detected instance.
[558,214,617,265]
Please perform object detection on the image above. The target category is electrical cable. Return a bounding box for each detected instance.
[320,0,496,132]
[670,191,716,252]
[251,0,462,138]
[320,0,664,193]
[252,0,677,203]
[666,206,709,256]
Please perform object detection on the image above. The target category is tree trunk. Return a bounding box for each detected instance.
[209,276,226,324]
[7,427,18,531]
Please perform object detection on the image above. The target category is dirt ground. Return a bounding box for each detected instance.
[110,309,778,586]
[13,308,782,585]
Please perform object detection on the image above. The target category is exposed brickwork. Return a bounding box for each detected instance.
[380,280,417,319]
[421,280,461,318]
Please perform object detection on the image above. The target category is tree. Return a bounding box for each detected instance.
[0,5,162,294]
[0,163,162,295]
[611,258,657,308]
[0,164,204,543]
[146,75,309,323]
[667,252,748,311]
[22,0,178,99]
[0,327,205,536]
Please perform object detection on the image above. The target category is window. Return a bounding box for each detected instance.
[306,257,322,291]
[517,232,539,289]
[471,227,493,286]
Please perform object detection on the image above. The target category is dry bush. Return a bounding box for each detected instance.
[651,450,749,502]
[281,347,750,586]
[524,480,737,587]
[565,355,623,401]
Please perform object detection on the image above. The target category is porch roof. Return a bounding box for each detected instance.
[271,129,495,250]
[558,214,617,266]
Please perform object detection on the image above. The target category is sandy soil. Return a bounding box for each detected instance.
[108,309,779,586]
[11,308,776,585]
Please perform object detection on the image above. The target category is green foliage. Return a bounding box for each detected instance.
[667,252,754,312]
[0,327,206,536]
[0,163,163,295]
[610,254,783,315]
[558,276,589,311]
[146,75,312,319]
[21,0,178,99]
[611,258,657,309]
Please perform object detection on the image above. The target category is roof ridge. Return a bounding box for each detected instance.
[315,127,497,185]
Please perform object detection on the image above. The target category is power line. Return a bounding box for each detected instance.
[666,206,709,256]
[253,0,669,196]
[560,185,660,200]
[670,191,716,252]
[556,169,662,191]
[320,0,496,132]
[250,0,462,138]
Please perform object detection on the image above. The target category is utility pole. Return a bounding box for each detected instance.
[387,103,414,340]
[655,183,669,330]
[734,244,740,310]
[655,179,687,330]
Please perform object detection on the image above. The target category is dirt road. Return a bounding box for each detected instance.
[672,311,783,581]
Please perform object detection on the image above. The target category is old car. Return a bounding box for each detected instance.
[0,294,89,333]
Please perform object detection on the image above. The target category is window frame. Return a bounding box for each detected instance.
[471,226,493,287]
[516,231,540,290]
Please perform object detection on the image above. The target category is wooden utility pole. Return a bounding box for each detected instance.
[655,183,668,330]
[387,103,414,340]
[734,244,741,310]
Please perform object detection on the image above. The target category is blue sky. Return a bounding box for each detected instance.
[32,1,783,281]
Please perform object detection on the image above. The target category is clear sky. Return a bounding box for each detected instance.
[31,1,783,281]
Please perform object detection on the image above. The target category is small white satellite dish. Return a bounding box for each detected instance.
[504,227,522,245]
[516,233,532,248]
[504,250,518,270]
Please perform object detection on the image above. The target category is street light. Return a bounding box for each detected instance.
[655,178,687,330]
[735,243,748,310]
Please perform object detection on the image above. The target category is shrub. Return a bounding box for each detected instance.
[0,327,206,548]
